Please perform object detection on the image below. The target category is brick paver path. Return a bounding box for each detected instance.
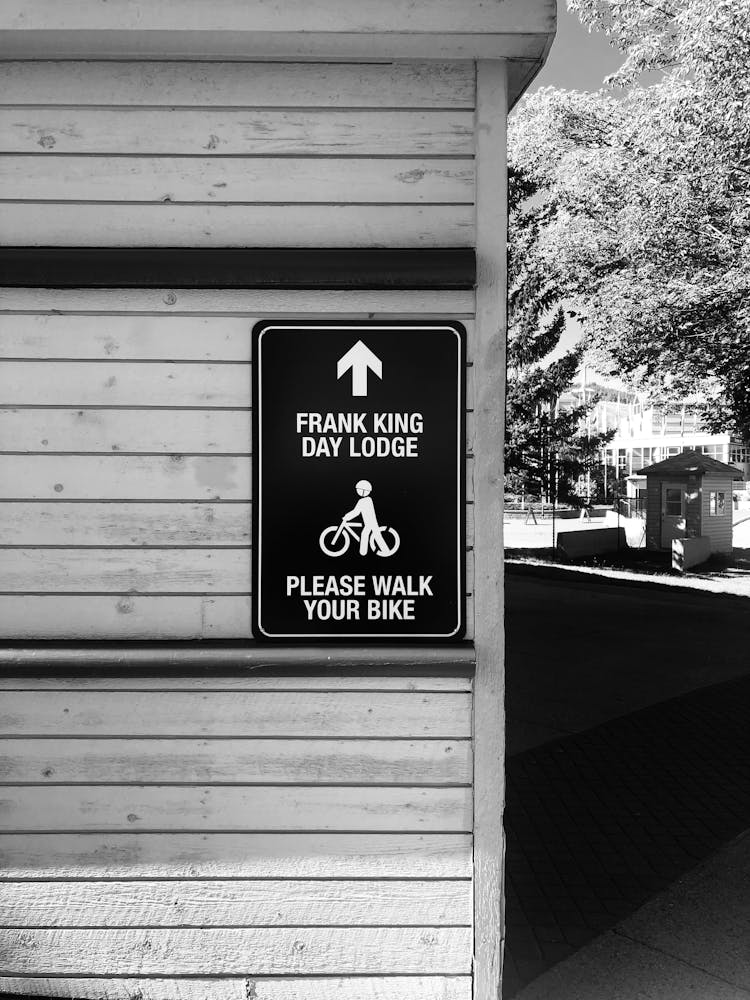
[502,674,750,997]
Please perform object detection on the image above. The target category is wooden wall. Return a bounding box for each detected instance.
[0,58,477,641]
[0,55,486,998]
[0,60,474,247]
[645,480,662,549]
[701,477,734,554]
[0,670,474,999]
[0,287,475,640]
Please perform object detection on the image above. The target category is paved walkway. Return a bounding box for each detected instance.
[515,829,750,999]
[502,673,750,997]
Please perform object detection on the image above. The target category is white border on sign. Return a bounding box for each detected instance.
[256,323,464,639]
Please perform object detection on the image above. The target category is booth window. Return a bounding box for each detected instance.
[665,488,683,516]
[708,491,726,516]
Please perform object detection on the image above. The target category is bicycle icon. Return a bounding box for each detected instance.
[319,479,400,558]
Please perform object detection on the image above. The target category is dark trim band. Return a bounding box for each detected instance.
[0,247,476,290]
[0,642,476,675]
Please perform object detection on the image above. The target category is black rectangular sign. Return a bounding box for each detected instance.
[253,320,465,640]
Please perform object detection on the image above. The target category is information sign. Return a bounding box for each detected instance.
[253,320,465,639]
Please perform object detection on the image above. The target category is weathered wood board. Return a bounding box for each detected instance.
[0,315,475,361]
[0,203,475,248]
[0,831,473,879]
[0,0,554,34]
[0,288,476,315]
[0,879,473,926]
[0,60,475,108]
[0,785,472,831]
[0,926,474,975]
[0,595,253,639]
[0,156,475,204]
[0,691,472,737]
[0,109,474,156]
[0,737,471,784]
[0,977,473,1000]
[0,502,252,544]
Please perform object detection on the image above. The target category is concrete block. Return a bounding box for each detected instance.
[556,527,626,561]
[672,535,711,571]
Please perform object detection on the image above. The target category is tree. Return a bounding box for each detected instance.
[509,0,750,436]
[506,165,613,505]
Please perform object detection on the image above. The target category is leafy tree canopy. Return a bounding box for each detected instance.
[509,0,750,436]
[506,165,613,505]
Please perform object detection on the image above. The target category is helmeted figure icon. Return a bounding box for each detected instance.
[319,480,400,557]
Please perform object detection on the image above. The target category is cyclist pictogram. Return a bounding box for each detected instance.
[319,479,400,557]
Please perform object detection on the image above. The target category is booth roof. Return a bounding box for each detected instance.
[640,448,744,480]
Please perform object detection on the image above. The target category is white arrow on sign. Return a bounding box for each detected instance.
[336,340,382,397]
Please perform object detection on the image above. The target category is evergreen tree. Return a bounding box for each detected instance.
[506,165,612,505]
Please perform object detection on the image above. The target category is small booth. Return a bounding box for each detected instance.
[641,449,742,565]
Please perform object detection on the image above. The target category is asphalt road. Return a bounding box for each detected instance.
[505,568,750,755]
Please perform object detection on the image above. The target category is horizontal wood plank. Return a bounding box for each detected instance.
[0,361,250,407]
[0,60,475,108]
[0,156,474,204]
[0,547,250,593]
[0,410,252,453]
[0,109,473,156]
[0,0,555,33]
[0,878,472,926]
[0,785,472,832]
[0,977,472,1000]
[0,674,472,692]
[0,595,252,639]
[0,737,470,785]
[0,832,472,879]
[0,456,251,500]
[0,287,475,315]
[0,32,551,66]
[0,502,251,545]
[0,315,476,361]
[0,204,474,249]
[0,457,474,503]
[0,596,473,638]
[0,926,472,975]
[0,691,471,737]
[0,412,473,459]
[0,314,254,360]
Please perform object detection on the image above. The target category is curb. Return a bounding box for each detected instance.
[505,558,750,604]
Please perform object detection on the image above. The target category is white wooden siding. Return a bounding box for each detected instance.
[0,691,472,736]
[1,927,473,976]
[0,60,475,248]
[0,978,473,1000]
[1,880,473,926]
[701,477,734,554]
[0,292,475,640]
[0,785,472,832]
[0,55,479,999]
[0,830,472,878]
[0,737,472,784]
[0,2,553,35]
[0,675,473,996]
[0,60,475,107]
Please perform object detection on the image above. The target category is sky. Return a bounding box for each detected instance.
[530,1,623,93]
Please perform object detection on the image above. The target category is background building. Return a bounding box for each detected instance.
[559,376,750,495]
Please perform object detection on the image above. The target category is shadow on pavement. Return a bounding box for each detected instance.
[502,674,750,997]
